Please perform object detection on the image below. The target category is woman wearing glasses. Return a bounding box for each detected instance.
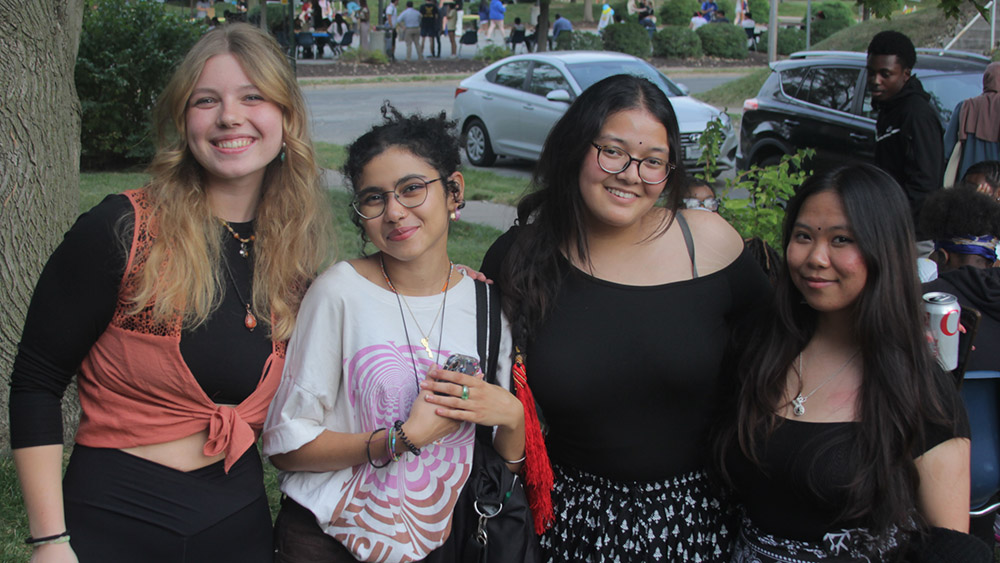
[480,74,771,561]
[263,106,529,562]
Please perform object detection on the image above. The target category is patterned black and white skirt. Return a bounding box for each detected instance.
[731,516,902,563]
[539,463,736,562]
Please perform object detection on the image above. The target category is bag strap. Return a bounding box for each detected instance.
[474,280,503,444]
[474,280,503,387]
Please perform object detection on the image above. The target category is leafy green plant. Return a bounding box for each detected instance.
[696,117,814,247]
[475,44,513,62]
[652,25,702,58]
[804,1,855,43]
[76,0,202,169]
[601,22,652,58]
[747,0,769,21]
[659,0,701,26]
[571,31,606,51]
[719,151,814,249]
[340,48,390,64]
[760,27,807,55]
[696,23,748,59]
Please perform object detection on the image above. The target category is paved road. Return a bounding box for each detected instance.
[304,72,745,181]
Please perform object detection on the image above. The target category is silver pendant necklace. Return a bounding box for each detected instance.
[791,349,860,416]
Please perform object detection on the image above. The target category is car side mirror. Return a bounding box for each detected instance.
[676,83,691,96]
[545,89,572,103]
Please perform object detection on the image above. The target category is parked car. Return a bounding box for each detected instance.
[452,51,737,171]
[738,49,988,170]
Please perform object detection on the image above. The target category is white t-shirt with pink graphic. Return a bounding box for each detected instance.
[263,261,512,562]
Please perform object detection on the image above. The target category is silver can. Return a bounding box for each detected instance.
[923,292,961,371]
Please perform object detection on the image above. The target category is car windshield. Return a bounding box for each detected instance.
[921,72,983,124]
[566,61,685,97]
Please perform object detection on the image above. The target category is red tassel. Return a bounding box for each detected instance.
[512,351,555,535]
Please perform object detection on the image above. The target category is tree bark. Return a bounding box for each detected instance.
[0,0,84,454]
[583,0,594,23]
[537,0,550,51]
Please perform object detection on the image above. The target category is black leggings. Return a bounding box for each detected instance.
[64,445,273,563]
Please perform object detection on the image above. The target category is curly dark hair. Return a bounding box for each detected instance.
[342,101,463,240]
[964,160,1000,191]
[867,30,916,70]
[918,187,1000,241]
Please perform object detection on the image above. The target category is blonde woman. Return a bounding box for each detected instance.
[9,23,331,563]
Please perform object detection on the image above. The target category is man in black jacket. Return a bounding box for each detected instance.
[867,30,944,247]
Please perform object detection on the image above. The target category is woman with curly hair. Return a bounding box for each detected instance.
[922,185,1000,372]
[9,23,332,562]
[263,106,533,563]
[715,164,977,562]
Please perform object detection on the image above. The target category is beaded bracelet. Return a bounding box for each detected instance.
[393,420,421,456]
[25,531,70,547]
[366,428,390,468]
[386,426,400,462]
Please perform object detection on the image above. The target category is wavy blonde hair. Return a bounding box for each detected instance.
[132,23,332,341]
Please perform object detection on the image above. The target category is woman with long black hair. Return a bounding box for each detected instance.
[481,73,771,561]
[715,163,977,561]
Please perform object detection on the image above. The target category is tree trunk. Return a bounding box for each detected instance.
[537,0,550,51]
[583,0,594,22]
[0,0,84,454]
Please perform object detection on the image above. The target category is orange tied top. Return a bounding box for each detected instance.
[75,189,285,472]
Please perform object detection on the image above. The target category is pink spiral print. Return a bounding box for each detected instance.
[333,341,475,562]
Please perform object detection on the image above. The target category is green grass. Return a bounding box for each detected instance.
[810,4,954,52]
[462,168,532,206]
[694,67,770,110]
[1,456,31,562]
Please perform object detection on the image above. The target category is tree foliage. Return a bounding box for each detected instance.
[76,0,202,168]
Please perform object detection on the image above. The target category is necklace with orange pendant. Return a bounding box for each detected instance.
[220,236,257,332]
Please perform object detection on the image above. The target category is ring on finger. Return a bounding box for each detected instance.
[461,385,469,400]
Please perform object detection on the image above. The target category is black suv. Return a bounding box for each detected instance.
[737,49,989,170]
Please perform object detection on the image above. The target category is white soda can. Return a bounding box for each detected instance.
[923,292,961,371]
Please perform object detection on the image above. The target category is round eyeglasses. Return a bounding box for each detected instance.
[351,177,444,219]
[683,197,720,211]
[592,142,675,185]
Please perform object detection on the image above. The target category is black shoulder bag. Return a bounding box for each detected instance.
[425,280,541,563]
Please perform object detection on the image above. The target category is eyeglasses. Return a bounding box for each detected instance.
[351,177,444,219]
[592,142,675,185]
[683,197,720,211]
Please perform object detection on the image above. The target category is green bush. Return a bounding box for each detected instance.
[340,48,390,64]
[760,27,806,55]
[571,31,606,51]
[601,22,652,58]
[803,1,855,43]
[76,0,202,168]
[475,44,512,62]
[746,0,769,22]
[659,0,701,26]
[652,26,703,58]
[696,22,748,59]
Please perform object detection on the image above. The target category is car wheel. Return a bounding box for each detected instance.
[758,154,784,168]
[464,119,497,167]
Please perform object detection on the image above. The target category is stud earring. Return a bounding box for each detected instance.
[450,211,458,221]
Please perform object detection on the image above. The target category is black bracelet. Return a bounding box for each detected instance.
[25,531,70,546]
[366,428,390,468]
[393,420,421,456]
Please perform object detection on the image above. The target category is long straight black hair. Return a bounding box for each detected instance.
[714,163,961,533]
[499,73,685,347]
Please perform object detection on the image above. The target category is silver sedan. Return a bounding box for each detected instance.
[452,51,737,171]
